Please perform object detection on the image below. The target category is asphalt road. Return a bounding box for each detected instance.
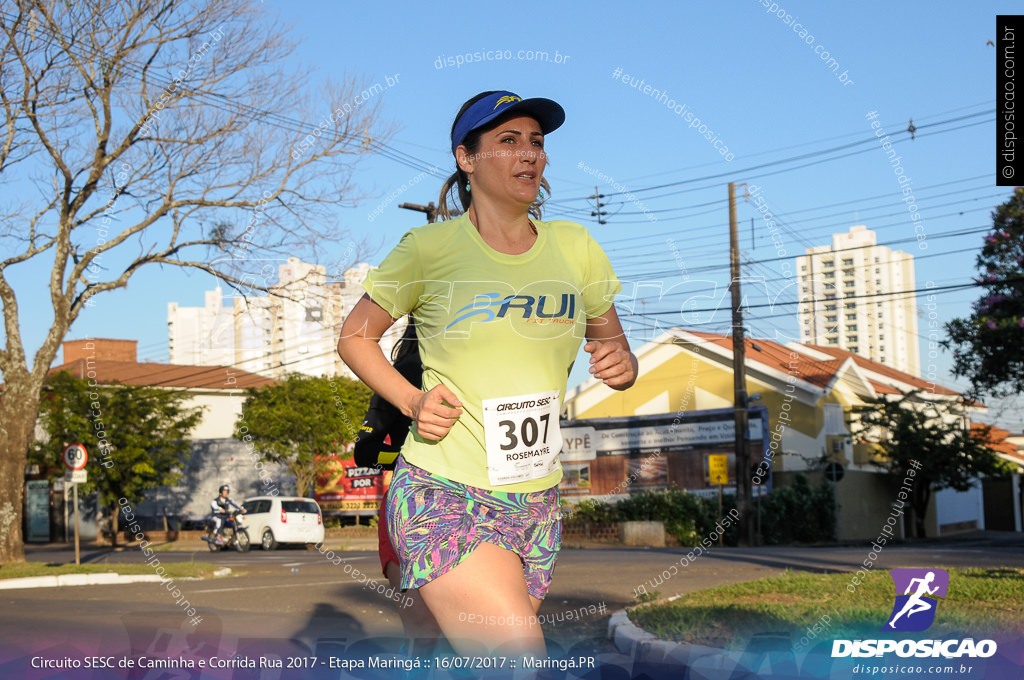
[4,536,1023,674]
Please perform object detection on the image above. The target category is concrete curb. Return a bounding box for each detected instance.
[26,538,381,553]
[153,539,378,552]
[0,568,233,591]
[607,604,761,676]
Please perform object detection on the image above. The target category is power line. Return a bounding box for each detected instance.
[547,110,992,205]
[743,175,990,221]
[620,246,988,322]
[598,174,994,245]
[611,204,996,275]
[748,184,999,231]
[615,222,992,283]
[624,277,1019,319]
[593,178,999,236]
[600,100,993,188]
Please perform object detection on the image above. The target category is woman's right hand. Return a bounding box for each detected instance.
[411,384,463,440]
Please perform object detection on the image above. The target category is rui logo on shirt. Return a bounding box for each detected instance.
[446,293,577,331]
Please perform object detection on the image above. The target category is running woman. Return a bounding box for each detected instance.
[338,90,637,658]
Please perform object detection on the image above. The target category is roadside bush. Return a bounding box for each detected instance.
[323,515,346,529]
[758,474,836,545]
[564,490,739,547]
[563,476,833,546]
[565,498,618,524]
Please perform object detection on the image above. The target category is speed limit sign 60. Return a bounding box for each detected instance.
[63,443,88,471]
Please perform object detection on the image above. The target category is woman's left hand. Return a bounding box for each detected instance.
[584,339,637,389]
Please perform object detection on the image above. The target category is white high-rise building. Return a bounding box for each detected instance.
[796,225,920,376]
[168,258,403,379]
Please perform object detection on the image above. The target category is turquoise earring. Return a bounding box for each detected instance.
[465,182,471,192]
[538,190,545,200]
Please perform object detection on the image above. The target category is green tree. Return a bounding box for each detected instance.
[851,391,1012,538]
[0,0,387,563]
[235,374,371,497]
[943,188,1024,399]
[31,371,203,545]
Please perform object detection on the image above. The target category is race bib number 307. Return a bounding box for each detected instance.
[482,390,562,486]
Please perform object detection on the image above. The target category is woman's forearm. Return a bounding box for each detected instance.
[337,295,424,418]
[337,335,422,419]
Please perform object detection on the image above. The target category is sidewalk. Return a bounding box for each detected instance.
[0,567,233,591]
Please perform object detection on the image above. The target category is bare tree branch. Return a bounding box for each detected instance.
[0,0,395,563]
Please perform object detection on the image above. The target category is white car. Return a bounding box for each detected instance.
[241,496,324,550]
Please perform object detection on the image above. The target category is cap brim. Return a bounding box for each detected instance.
[454,96,565,151]
[492,97,565,136]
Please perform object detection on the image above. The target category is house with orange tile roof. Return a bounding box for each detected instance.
[34,338,293,539]
[973,424,1024,532]
[563,328,1018,541]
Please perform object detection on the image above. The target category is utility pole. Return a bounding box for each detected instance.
[399,202,437,223]
[590,186,606,224]
[729,182,754,547]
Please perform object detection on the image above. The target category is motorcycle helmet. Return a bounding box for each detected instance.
[219,484,229,493]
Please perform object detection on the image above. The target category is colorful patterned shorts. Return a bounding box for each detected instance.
[385,457,561,600]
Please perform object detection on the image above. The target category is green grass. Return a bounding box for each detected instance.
[629,568,1024,650]
[0,561,224,580]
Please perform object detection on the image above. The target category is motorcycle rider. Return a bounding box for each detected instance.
[210,484,246,544]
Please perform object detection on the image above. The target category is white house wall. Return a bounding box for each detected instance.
[776,423,821,473]
[136,438,295,522]
[187,392,248,440]
[932,481,985,534]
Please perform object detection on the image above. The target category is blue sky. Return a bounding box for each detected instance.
[8,1,1021,429]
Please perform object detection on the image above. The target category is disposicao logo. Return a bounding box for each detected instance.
[832,568,998,659]
[884,568,949,632]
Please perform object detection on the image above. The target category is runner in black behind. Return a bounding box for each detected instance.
[353,317,441,655]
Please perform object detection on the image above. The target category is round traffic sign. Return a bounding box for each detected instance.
[63,443,88,471]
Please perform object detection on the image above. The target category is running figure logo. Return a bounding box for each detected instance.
[883,568,949,632]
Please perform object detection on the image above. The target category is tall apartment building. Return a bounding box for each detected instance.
[168,258,403,379]
[796,225,920,376]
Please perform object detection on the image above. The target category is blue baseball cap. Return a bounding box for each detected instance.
[451,91,565,154]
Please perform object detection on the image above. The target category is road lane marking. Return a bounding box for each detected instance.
[281,559,368,566]
[191,579,375,594]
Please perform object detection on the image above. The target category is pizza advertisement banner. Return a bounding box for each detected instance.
[314,454,384,512]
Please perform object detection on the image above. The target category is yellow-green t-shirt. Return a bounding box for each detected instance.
[362,213,621,493]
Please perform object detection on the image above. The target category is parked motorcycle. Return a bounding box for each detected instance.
[202,510,250,552]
